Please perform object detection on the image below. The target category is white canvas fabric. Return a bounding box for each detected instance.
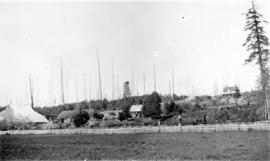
[0,104,49,123]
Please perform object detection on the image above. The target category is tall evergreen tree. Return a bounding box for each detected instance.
[243,1,269,119]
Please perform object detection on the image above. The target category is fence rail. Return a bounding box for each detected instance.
[0,122,269,135]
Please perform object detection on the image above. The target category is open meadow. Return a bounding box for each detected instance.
[1,131,269,160]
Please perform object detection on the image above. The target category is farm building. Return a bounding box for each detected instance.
[57,109,94,123]
[130,104,143,118]
[100,110,123,120]
[0,104,49,123]
[222,86,240,97]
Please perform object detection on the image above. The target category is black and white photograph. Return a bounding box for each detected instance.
[0,0,269,160]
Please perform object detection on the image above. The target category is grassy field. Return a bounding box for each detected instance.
[0,131,269,160]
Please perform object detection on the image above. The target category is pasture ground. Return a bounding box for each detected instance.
[0,131,269,160]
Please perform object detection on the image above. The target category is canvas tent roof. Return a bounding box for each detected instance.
[0,104,49,123]
[130,105,143,112]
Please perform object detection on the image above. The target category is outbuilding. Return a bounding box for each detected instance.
[100,110,123,120]
[57,109,94,123]
[129,104,143,118]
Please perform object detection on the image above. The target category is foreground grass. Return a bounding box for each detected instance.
[0,131,269,160]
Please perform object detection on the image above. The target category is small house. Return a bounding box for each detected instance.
[57,110,79,123]
[129,104,143,118]
[100,110,123,120]
[222,86,240,97]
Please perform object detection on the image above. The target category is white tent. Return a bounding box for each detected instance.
[0,104,49,123]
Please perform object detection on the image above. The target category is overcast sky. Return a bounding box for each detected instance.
[0,0,269,106]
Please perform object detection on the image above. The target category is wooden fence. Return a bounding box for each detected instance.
[0,122,269,135]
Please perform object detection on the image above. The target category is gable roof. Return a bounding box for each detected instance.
[57,109,95,120]
[130,105,143,112]
[57,110,79,120]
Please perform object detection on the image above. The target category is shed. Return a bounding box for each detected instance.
[57,109,94,123]
[129,104,143,118]
[222,86,240,97]
[100,110,123,120]
[57,110,79,123]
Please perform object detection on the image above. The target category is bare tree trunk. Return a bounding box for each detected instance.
[97,49,102,100]
[154,64,156,92]
[29,74,34,108]
[112,60,115,100]
[143,73,146,95]
[60,60,65,105]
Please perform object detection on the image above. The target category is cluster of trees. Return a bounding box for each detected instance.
[34,93,187,117]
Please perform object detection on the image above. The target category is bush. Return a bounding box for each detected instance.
[118,112,131,121]
[73,111,90,127]
[160,115,179,126]
[164,101,177,114]
[237,107,259,122]
[176,103,190,113]
[93,112,104,120]
[142,92,162,118]
[0,120,9,131]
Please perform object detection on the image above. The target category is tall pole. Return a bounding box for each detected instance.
[112,60,115,100]
[29,74,34,108]
[60,60,65,105]
[66,73,69,103]
[76,76,78,102]
[169,80,171,96]
[186,76,189,95]
[136,78,139,96]
[89,76,91,109]
[117,74,120,99]
[51,72,56,105]
[172,66,175,96]
[97,49,102,100]
[154,64,156,92]
[131,65,134,96]
[143,72,146,95]
[84,72,86,101]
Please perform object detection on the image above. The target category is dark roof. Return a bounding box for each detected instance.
[57,109,95,120]
[57,110,79,120]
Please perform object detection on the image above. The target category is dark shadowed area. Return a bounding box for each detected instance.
[0,131,269,160]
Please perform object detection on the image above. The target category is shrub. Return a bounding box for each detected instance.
[0,120,9,131]
[164,101,177,114]
[160,115,179,126]
[215,108,230,123]
[73,111,90,127]
[118,112,131,121]
[237,107,259,122]
[93,112,104,120]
